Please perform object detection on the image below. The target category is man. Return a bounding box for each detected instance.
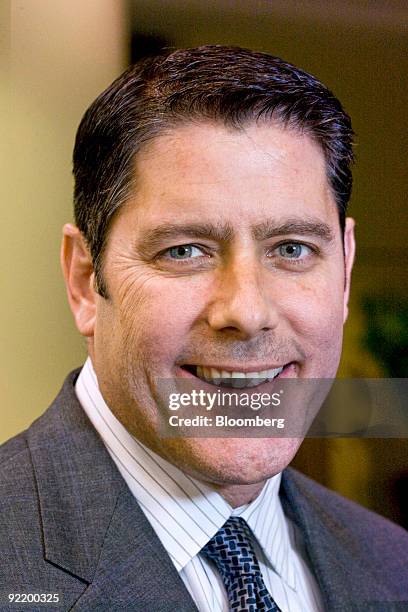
[1,45,407,611]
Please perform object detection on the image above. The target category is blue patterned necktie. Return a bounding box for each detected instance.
[201,516,281,611]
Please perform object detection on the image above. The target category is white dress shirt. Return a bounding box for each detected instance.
[76,358,323,612]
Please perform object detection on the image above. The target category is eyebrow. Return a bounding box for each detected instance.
[136,216,335,252]
[252,218,336,243]
[137,222,235,252]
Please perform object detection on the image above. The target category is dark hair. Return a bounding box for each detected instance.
[73,45,354,297]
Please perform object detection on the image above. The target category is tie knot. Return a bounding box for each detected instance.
[201,516,261,580]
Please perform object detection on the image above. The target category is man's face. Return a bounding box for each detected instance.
[83,122,355,485]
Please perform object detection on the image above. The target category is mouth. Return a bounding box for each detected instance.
[179,363,292,389]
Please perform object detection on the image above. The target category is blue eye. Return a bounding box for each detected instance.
[278,243,311,259]
[167,245,204,259]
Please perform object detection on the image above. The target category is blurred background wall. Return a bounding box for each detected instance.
[2,0,407,525]
[2,0,127,439]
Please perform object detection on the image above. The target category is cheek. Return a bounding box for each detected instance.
[278,273,345,349]
[116,275,206,361]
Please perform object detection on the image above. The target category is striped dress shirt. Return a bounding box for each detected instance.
[76,358,323,612]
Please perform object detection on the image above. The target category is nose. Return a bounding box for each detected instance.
[206,256,278,338]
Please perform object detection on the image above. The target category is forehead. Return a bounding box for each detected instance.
[124,121,337,231]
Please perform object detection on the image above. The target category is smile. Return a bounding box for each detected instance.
[183,365,285,389]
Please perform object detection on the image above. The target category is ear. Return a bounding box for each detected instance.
[343,217,356,323]
[61,224,96,337]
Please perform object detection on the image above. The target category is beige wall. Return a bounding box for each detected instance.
[1,0,127,443]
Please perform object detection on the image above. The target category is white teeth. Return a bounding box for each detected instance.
[266,367,284,379]
[210,367,221,379]
[195,365,284,388]
[202,366,211,380]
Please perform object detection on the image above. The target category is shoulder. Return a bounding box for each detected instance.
[0,430,43,567]
[281,468,408,605]
[283,466,408,555]
[0,370,77,525]
[0,430,29,468]
[0,431,36,510]
[0,371,89,609]
[0,368,81,490]
[286,467,406,527]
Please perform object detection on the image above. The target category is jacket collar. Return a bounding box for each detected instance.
[27,369,197,609]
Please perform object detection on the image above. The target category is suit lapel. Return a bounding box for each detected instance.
[281,468,395,609]
[28,371,197,610]
[73,486,198,610]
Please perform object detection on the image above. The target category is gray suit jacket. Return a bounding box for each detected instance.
[1,370,408,611]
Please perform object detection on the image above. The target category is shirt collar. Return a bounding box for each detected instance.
[76,357,295,588]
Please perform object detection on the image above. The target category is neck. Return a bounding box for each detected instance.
[215,481,266,508]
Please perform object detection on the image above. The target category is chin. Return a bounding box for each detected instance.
[161,436,303,486]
